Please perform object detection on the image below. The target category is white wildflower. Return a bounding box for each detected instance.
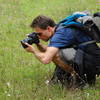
[4,91,7,94]
[7,94,11,97]
[87,93,90,96]
[6,82,10,87]
[49,98,52,100]
[45,80,50,85]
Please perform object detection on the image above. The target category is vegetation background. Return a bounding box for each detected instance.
[0,0,100,100]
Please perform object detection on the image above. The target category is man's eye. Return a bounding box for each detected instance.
[37,33,42,36]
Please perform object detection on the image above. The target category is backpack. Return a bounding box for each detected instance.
[50,12,100,87]
[58,11,100,43]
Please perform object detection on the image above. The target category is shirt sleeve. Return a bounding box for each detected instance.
[48,28,75,48]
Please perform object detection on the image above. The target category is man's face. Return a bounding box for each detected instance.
[34,26,53,41]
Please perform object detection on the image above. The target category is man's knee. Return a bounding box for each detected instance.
[59,48,76,62]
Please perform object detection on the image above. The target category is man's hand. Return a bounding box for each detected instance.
[23,42,35,53]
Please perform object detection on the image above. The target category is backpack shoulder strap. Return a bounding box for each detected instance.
[93,17,100,31]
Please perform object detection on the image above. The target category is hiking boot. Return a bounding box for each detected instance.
[68,74,86,89]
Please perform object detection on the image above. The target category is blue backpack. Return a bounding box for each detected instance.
[58,11,100,43]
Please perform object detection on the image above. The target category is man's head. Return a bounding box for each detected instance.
[30,15,56,41]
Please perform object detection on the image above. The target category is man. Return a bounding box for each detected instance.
[23,15,99,87]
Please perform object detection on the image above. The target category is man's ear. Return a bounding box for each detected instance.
[47,26,52,32]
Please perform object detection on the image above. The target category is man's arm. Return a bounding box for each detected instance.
[36,43,47,52]
[24,43,77,75]
[24,43,59,64]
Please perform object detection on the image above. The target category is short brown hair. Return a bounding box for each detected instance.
[30,15,56,29]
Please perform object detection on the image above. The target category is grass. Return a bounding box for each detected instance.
[0,0,100,100]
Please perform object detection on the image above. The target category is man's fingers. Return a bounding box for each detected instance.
[26,34,29,36]
[24,42,30,46]
[22,42,30,47]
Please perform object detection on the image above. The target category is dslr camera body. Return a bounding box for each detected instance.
[21,32,40,48]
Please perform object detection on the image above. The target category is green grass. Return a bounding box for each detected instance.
[0,0,100,100]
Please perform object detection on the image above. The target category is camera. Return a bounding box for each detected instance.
[21,32,40,48]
